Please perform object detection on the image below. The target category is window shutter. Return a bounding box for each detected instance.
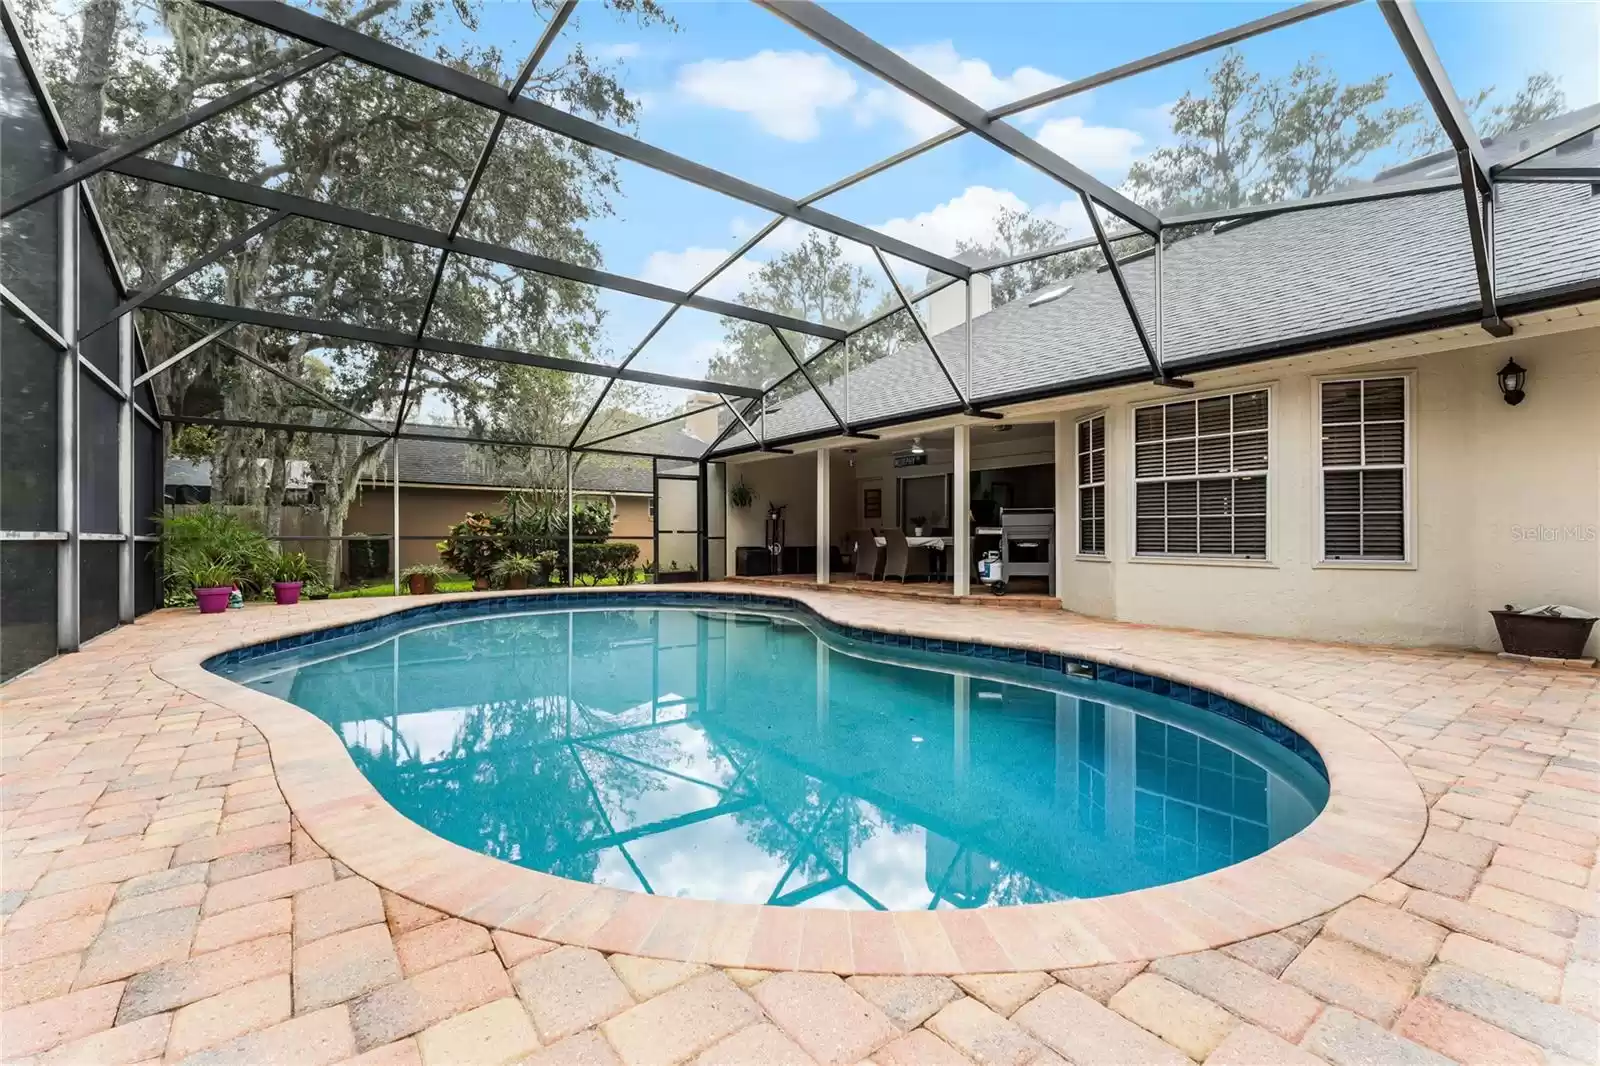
[1132,389,1269,559]
[1321,378,1407,561]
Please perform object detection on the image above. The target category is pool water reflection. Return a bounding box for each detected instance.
[220,606,1327,910]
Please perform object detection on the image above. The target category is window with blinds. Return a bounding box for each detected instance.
[1077,414,1105,555]
[1320,377,1407,561]
[1133,390,1268,558]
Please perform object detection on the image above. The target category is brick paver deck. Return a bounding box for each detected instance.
[3,587,1596,1065]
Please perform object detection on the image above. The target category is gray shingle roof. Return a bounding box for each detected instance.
[721,164,1599,451]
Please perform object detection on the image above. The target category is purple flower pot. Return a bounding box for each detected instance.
[195,586,233,614]
[273,581,303,606]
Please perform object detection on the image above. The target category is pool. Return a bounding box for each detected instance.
[214,599,1328,910]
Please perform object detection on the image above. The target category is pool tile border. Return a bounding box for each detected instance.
[154,584,1425,975]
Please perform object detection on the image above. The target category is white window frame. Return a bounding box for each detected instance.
[1313,370,1416,570]
[1075,412,1107,559]
[1127,384,1276,567]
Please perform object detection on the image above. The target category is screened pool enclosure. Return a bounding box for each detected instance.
[3,0,1596,679]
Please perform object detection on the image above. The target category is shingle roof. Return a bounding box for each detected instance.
[720,149,1600,452]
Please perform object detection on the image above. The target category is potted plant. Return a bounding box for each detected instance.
[267,552,319,605]
[729,479,756,509]
[181,556,236,614]
[910,515,926,537]
[401,563,449,596]
[492,554,541,590]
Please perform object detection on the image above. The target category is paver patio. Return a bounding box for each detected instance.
[3,586,1597,1065]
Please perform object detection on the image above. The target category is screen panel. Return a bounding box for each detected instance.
[80,541,121,642]
[2,306,61,531]
[1,541,58,681]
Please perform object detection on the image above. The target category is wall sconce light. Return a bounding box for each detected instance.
[909,437,925,455]
[1497,358,1527,406]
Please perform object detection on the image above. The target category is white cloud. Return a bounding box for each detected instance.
[877,185,1030,256]
[594,41,641,62]
[857,41,1064,139]
[1034,116,1146,175]
[875,185,1090,258]
[639,246,761,302]
[676,51,857,141]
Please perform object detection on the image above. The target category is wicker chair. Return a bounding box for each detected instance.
[850,529,882,580]
[881,529,911,582]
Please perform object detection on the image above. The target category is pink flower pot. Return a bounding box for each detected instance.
[195,586,233,614]
[273,581,303,606]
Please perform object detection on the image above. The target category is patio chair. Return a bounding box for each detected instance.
[851,529,882,580]
[881,529,915,582]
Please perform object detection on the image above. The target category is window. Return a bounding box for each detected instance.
[1076,414,1105,555]
[1320,377,1407,561]
[1133,390,1268,559]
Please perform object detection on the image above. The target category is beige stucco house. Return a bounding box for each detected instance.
[712,124,1600,658]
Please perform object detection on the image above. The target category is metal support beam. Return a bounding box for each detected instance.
[58,185,80,652]
[131,323,237,388]
[1159,174,1461,228]
[391,440,401,595]
[579,402,721,451]
[1,281,68,349]
[81,210,291,340]
[118,312,134,622]
[1,48,338,218]
[76,147,849,344]
[995,1,1355,121]
[1492,115,1600,174]
[952,424,970,597]
[1458,151,1512,337]
[197,0,971,279]
[1085,203,1191,388]
[141,294,767,397]
[565,451,574,588]
[871,247,1002,417]
[816,447,831,586]
[157,312,392,432]
[770,327,849,436]
[1493,167,1600,184]
[758,0,1162,236]
[715,394,774,453]
[1378,0,1493,198]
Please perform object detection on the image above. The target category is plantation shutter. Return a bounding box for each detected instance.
[1077,414,1105,555]
[1132,390,1268,558]
[1321,378,1406,561]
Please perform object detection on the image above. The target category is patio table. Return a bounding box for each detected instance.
[874,536,947,549]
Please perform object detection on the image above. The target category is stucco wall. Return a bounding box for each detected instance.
[1050,323,1599,655]
[345,486,655,574]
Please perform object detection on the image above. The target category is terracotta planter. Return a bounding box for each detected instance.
[473,576,490,591]
[506,574,528,590]
[195,586,232,614]
[272,581,303,606]
[407,574,436,596]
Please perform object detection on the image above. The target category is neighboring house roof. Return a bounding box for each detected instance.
[386,427,659,494]
[164,430,660,495]
[718,113,1600,453]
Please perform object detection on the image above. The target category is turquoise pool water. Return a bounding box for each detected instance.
[217,603,1328,909]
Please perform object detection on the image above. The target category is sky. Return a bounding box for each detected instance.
[434,0,1599,408]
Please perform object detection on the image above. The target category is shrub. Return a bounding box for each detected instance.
[158,506,274,599]
[438,512,502,579]
[176,555,235,590]
[267,551,320,585]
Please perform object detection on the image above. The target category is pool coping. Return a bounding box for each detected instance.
[152,584,1427,975]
